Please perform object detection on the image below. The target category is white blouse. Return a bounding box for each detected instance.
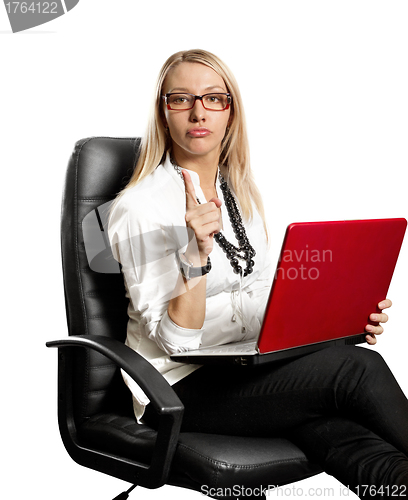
[108,154,273,421]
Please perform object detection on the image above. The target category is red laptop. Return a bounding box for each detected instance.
[171,218,407,366]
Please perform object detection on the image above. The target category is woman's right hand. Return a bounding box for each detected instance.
[182,169,222,262]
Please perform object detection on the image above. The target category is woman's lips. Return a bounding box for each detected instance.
[187,128,211,137]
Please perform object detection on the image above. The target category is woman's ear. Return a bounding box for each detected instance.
[227,114,233,130]
[227,106,234,128]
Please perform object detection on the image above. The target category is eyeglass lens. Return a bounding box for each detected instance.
[167,93,229,110]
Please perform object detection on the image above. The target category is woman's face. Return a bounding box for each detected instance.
[162,62,231,163]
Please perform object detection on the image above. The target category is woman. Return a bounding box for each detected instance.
[108,49,408,496]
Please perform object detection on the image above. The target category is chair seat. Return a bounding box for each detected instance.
[80,412,322,494]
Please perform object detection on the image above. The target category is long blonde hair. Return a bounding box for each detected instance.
[117,49,268,239]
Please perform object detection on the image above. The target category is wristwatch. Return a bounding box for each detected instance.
[175,251,212,280]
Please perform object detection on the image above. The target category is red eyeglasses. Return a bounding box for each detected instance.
[162,93,232,111]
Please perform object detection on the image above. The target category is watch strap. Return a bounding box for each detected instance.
[176,252,212,280]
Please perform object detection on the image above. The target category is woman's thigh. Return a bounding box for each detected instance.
[170,346,408,453]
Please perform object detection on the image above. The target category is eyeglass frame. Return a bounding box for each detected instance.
[162,92,232,111]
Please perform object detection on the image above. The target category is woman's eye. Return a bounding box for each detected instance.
[205,95,220,102]
[170,95,190,104]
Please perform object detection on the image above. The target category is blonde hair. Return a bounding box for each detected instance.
[117,49,268,239]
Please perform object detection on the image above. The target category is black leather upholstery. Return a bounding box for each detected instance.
[61,137,138,420]
[49,136,322,497]
[82,414,321,491]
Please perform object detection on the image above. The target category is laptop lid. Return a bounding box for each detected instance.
[257,218,407,354]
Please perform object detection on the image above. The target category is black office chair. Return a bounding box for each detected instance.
[47,137,322,499]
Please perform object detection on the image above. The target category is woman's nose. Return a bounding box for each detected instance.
[189,98,206,121]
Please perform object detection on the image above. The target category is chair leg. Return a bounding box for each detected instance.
[112,484,137,500]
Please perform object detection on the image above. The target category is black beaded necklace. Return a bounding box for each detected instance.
[170,155,256,277]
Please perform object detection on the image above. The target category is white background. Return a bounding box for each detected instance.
[1,1,407,498]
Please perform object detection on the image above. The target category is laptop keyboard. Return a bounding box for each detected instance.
[188,340,258,356]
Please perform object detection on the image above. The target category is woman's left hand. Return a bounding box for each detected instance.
[365,299,392,345]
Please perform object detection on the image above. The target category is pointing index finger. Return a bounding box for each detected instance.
[182,169,198,208]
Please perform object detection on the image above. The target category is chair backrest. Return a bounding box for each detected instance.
[61,136,141,422]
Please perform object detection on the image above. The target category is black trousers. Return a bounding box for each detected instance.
[145,346,408,497]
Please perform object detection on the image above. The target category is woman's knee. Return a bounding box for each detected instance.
[319,346,391,398]
[348,346,389,378]
[328,345,387,376]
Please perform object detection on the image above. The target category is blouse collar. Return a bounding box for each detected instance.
[163,152,221,203]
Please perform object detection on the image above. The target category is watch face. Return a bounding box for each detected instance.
[179,253,193,268]
[177,252,211,280]
[176,251,192,280]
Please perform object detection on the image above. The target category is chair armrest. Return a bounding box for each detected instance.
[46,335,183,413]
[46,335,184,488]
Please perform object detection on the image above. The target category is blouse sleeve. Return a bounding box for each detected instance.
[108,198,204,355]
